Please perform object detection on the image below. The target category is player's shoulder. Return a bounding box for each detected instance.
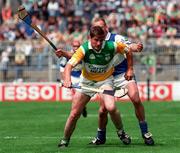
[103,40,116,51]
[81,41,89,50]
[81,41,88,46]
[75,41,88,54]
[104,40,115,46]
[114,34,128,42]
[108,32,130,44]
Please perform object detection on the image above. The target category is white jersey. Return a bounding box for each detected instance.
[105,32,131,76]
[59,51,82,85]
[59,51,82,78]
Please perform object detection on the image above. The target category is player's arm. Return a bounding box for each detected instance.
[115,42,134,80]
[63,63,73,88]
[115,35,143,52]
[63,46,85,87]
[115,41,130,54]
[55,49,73,58]
[125,51,134,81]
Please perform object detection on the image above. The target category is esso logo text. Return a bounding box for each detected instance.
[3,84,56,101]
[138,83,172,101]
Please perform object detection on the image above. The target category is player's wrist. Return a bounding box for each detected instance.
[127,67,134,71]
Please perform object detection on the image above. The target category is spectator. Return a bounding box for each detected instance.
[22,0,33,12]
[34,38,46,70]
[1,2,12,23]
[15,41,26,81]
[0,49,10,81]
[47,0,60,17]
[3,24,16,41]
[24,40,33,67]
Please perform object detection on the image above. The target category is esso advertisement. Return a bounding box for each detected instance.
[138,83,172,101]
[60,87,73,101]
[0,82,178,102]
[2,83,57,102]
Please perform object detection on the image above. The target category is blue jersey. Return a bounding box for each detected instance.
[105,32,131,76]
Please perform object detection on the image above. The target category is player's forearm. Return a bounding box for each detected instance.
[126,51,134,70]
[125,51,134,81]
[55,49,73,58]
[63,63,73,87]
[62,51,73,59]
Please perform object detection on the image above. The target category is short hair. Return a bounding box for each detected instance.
[89,26,105,38]
[92,17,107,27]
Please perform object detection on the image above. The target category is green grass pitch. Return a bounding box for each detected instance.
[0,101,180,153]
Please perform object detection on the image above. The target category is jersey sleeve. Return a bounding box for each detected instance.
[115,42,130,54]
[68,46,85,67]
[115,35,132,45]
[59,57,67,72]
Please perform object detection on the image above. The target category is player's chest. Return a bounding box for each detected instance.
[84,50,114,65]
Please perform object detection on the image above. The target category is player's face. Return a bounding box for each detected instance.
[72,41,80,52]
[72,42,80,52]
[90,34,105,51]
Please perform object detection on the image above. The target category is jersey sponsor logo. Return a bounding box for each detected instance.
[85,64,108,73]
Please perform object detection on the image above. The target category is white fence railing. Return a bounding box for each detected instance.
[0,40,180,82]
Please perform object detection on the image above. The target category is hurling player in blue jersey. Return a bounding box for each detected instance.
[56,40,87,118]
[90,18,154,146]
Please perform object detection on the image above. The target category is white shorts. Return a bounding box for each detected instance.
[71,76,80,85]
[77,75,114,97]
[113,73,135,88]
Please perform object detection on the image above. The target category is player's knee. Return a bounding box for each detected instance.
[69,110,81,121]
[99,106,108,115]
[106,106,117,114]
[129,90,141,103]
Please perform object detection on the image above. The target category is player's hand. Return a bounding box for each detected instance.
[136,42,143,52]
[124,68,134,81]
[130,43,143,52]
[55,49,63,58]
[63,80,72,88]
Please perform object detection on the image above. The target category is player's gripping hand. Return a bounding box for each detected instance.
[63,79,72,88]
[124,68,134,81]
[130,42,143,52]
[55,49,63,58]
[136,42,143,52]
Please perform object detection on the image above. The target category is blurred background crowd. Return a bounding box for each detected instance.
[0,0,180,82]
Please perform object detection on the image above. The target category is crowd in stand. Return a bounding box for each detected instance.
[0,0,180,82]
[0,0,180,44]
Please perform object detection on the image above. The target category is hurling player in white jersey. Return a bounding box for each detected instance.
[55,40,88,117]
[90,18,154,146]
